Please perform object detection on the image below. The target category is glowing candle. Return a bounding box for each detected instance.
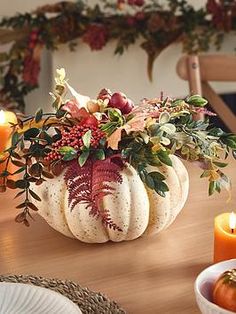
[0,110,17,187]
[0,110,17,152]
[230,212,236,233]
[214,212,236,263]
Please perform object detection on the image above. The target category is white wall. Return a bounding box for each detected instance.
[0,0,58,113]
[0,0,235,113]
[53,36,236,104]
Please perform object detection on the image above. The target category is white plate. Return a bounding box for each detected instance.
[0,282,82,314]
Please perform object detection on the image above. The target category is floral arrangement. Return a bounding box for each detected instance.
[0,0,235,112]
[0,68,235,229]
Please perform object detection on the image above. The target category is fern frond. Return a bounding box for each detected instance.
[64,157,124,232]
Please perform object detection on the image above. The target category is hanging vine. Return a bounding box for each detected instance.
[0,0,235,112]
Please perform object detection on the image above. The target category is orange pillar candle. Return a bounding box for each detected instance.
[0,110,17,186]
[214,212,236,263]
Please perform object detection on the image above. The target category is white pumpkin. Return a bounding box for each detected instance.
[32,155,189,243]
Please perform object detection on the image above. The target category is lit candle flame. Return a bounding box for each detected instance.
[229,212,236,232]
[0,110,6,124]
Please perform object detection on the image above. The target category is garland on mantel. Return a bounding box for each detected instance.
[0,0,235,112]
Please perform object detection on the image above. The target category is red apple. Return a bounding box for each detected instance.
[122,99,134,114]
[109,92,128,110]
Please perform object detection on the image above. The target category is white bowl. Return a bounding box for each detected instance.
[194,259,236,314]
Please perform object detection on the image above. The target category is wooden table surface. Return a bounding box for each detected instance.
[0,158,235,314]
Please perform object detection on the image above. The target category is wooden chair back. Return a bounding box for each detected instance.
[176,55,236,132]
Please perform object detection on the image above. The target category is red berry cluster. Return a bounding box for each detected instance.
[28,29,39,50]
[117,0,144,7]
[83,24,108,50]
[127,0,144,6]
[23,29,41,86]
[206,0,232,31]
[23,56,41,86]
[45,124,105,162]
[126,11,146,26]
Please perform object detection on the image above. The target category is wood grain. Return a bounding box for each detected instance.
[177,55,236,82]
[0,159,236,314]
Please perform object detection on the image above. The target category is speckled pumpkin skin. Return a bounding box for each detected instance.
[32,155,189,243]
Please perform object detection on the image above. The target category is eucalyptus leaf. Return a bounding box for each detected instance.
[145,174,155,189]
[156,150,173,166]
[155,181,169,192]
[78,150,90,167]
[6,179,17,189]
[140,132,149,144]
[108,109,123,123]
[172,99,184,107]
[186,95,208,107]
[160,123,176,135]
[159,112,170,124]
[35,108,43,123]
[215,181,221,193]
[15,179,30,189]
[209,181,216,196]
[139,170,146,182]
[101,122,119,136]
[149,171,166,182]
[11,132,19,146]
[95,149,105,160]
[12,167,26,175]
[14,190,25,199]
[27,202,39,211]
[146,155,162,167]
[56,109,66,118]
[42,171,54,179]
[221,135,236,149]
[213,161,228,168]
[24,128,40,140]
[209,128,224,137]
[58,146,77,161]
[29,189,41,201]
[154,188,166,197]
[16,203,27,209]
[11,159,25,167]
[200,170,210,178]
[29,163,43,176]
[82,130,92,148]
[41,131,53,144]
[160,137,171,146]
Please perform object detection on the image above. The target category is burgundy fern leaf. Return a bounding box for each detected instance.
[64,157,124,232]
[101,210,123,232]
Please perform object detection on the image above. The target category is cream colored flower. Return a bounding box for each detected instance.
[55,68,66,85]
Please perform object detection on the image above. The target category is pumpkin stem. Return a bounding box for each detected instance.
[222,269,236,286]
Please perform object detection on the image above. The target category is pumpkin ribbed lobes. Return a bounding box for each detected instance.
[31,155,189,243]
[144,155,189,236]
[64,158,123,232]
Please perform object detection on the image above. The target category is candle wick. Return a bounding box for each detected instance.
[231,228,234,234]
